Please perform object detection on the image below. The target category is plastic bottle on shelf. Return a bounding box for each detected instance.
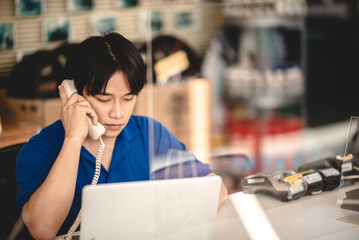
[228,118,255,167]
[260,115,304,171]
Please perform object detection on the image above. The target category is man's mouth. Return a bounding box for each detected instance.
[105,123,124,130]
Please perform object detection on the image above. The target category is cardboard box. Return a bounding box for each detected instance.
[3,97,61,128]
[134,79,211,163]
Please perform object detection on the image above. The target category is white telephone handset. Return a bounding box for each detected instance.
[61,79,105,140]
[60,79,105,240]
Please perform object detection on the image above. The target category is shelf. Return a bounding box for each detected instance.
[225,15,304,28]
[224,94,302,111]
[307,4,348,18]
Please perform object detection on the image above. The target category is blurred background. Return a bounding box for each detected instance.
[1,0,359,196]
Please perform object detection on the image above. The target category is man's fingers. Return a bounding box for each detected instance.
[66,93,86,105]
[59,87,99,128]
[85,107,98,126]
[58,85,68,106]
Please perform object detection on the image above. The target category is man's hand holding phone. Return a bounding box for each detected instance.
[59,80,104,142]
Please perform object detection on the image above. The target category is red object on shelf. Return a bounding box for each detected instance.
[227,114,304,172]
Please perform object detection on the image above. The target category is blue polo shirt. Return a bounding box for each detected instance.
[15,115,212,235]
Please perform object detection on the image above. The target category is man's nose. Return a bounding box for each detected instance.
[110,102,124,118]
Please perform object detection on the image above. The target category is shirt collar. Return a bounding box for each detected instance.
[115,116,139,143]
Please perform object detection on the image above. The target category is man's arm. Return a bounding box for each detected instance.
[21,85,98,239]
[22,137,83,240]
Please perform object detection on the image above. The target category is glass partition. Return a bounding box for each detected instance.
[138,0,306,194]
[138,2,307,237]
[338,116,359,212]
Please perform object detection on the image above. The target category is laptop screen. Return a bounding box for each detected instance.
[80,175,221,240]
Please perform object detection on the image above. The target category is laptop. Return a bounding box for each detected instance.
[80,176,221,240]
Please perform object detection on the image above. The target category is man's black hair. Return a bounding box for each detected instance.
[64,32,145,96]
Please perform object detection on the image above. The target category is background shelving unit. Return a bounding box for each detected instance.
[202,0,307,191]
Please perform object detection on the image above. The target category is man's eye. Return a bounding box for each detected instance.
[124,97,134,102]
[97,98,110,103]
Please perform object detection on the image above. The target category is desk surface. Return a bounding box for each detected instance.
[0,122,39,149]
[214,188,359,240]
[58,188,359,240]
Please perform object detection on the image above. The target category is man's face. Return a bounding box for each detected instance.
[84,71,137,139]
